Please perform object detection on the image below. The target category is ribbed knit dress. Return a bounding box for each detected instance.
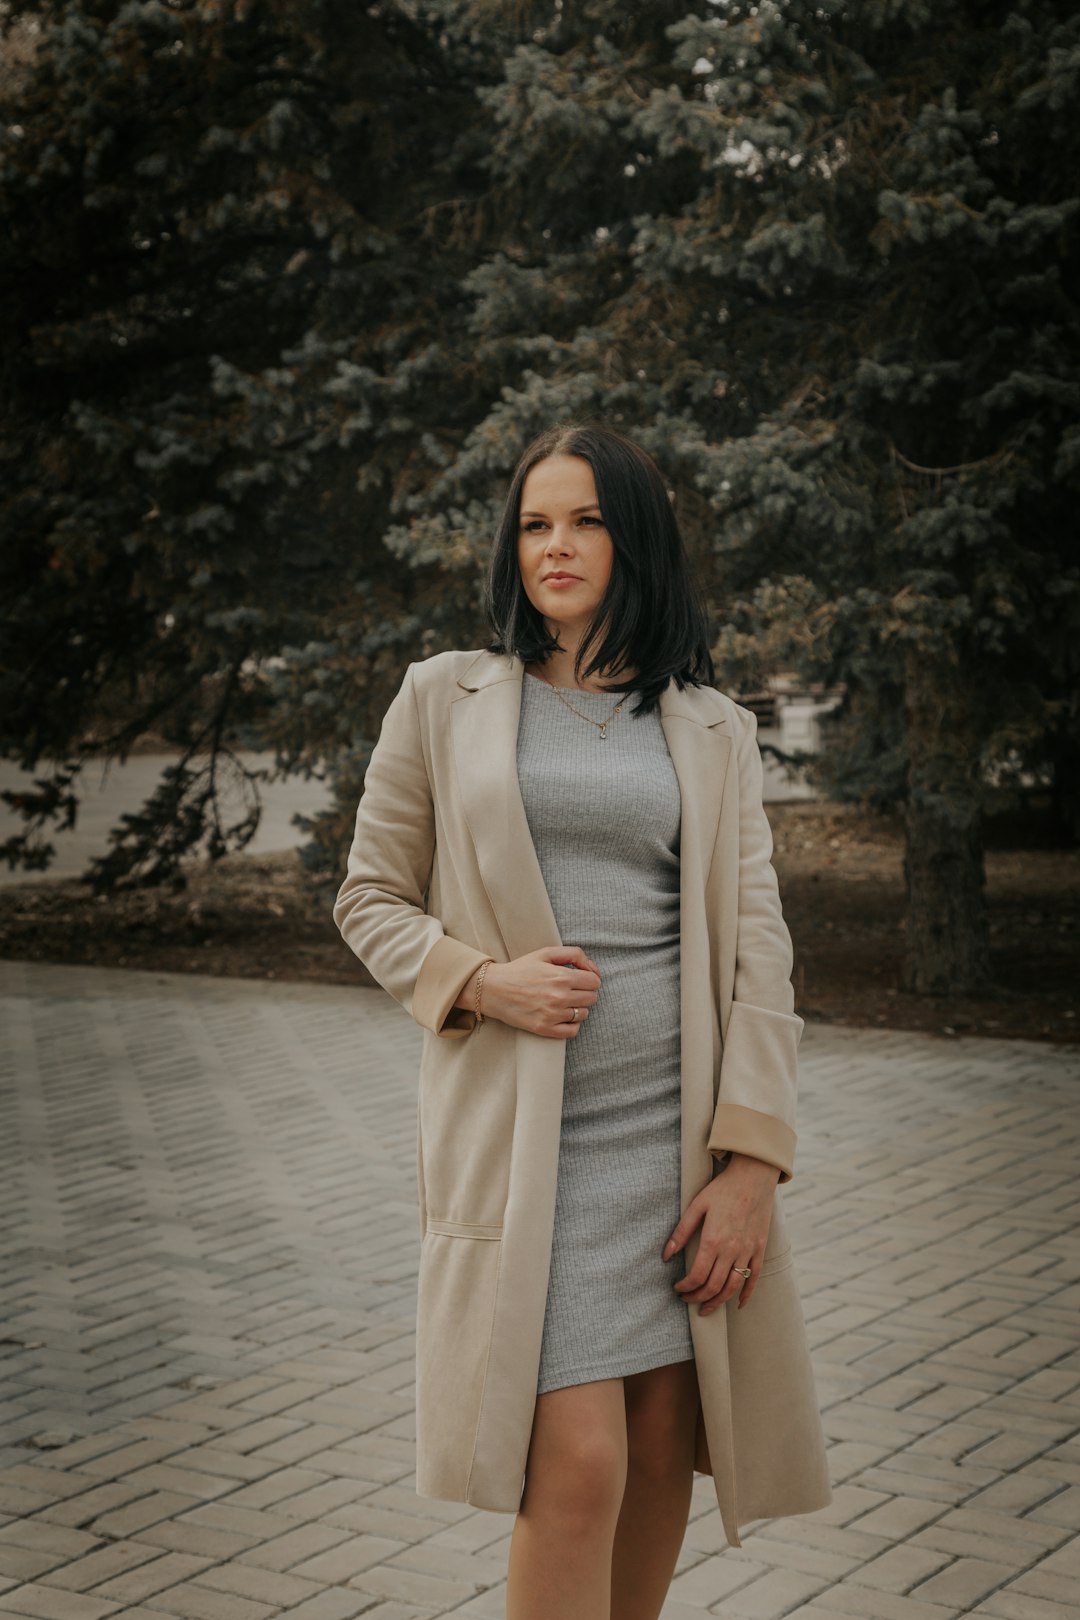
[516,671,696,1393]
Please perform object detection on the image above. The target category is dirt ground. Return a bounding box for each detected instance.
[1,801,1076,1046]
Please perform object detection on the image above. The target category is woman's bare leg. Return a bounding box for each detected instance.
[609,1360,699,1620]
[506,1376,628,1620]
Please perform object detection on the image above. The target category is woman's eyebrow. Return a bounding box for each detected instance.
[520,504,602,517]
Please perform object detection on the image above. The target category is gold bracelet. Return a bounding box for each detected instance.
[474,960,494,1027]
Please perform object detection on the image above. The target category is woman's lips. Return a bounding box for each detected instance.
[544,575,581,587]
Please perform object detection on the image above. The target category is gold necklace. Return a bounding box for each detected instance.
[533,673,626,740]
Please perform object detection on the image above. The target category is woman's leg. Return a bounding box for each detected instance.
[506,1376,628,1620]
[609,1360,699,1620]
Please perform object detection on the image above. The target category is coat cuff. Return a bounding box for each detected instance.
[710,999,803,1182]
[707,1103,795,1184]
[413,935,495,1038]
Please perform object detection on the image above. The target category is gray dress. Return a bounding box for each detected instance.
[516,672,696,1393]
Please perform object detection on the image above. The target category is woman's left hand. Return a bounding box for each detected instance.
[663,1153,781,1313]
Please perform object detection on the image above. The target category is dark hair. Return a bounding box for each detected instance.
[485,422,715,717]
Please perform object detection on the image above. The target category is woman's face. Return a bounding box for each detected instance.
[516,454,614,638]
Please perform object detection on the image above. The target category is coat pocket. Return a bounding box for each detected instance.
[414,1226,504,1502]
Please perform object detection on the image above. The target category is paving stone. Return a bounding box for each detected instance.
[0,1586,122,1619]
[320,1503,456,1542]
[666,1553,771,1604]
[240,1428,356,1468]
[192,1565,322,1608]
[291,1536,409,1584]
[0,1554,70,1587]
[78,1442,184,1480]
[745,1520,888,1568]
[232,1525,351,1574]
[87,1493,199,1539]
[1035,1534,1080,1577]
[387,1545,509,1588]
[807,1585,963,1619]
[846,1543,954,1594]
[134,1580,276,1620]
[161,1506,296,1545]
[345,1562,478,1606]
[912,1556,1018,1607]
[0,1491,59,1521]
[91,1553,214,1605]
[118,1467,241,1503]
[722,1568,831,1617]
[0,1476,95,1508]
[274,1595,374,1620]
[974,1593,1080,1620]
[438,1589,504,1620]
[1003,1567,1080,1605]
[37,1542,163,1593]
[1026,1484,1080,1526]
[128,1524,257,1562]
[962,1472,1066,1515]
[348,1605,436,1620]
[0,1533,98,1564]
[847,1496,947,1542]
[268,1480,378,1524]
[215,1470,329,1512]
[911,1518,1064,1569]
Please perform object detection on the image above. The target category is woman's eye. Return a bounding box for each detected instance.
[521,518,605,531]
[520,515,603,532]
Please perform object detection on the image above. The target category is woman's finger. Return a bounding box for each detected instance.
[676,1257,735,1308]
[675,1249,731,1303]
[699,1255,756,1313]
[662,1195,708,1267]
[552,1005,590,1036]
[676,1237,744,1302]
[680,1245,758,1308]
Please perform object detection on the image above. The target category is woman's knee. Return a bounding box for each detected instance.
[522,1383,628,1525]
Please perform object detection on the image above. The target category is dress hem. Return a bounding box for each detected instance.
[537,1342,696,1395]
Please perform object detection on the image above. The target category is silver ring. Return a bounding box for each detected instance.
[732,1265,752,1279]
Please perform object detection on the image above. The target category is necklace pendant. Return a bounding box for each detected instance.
[598,724,607,740]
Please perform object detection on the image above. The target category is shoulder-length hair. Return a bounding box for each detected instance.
[485,422,715,717]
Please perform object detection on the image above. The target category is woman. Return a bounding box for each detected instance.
[334,424,831,1619]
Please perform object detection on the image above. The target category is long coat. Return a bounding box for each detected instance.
[334,647,831,1547]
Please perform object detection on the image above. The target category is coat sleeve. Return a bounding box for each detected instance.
[705,704,804,1184]
[333,661,495,1039]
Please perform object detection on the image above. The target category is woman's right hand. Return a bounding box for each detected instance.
[476,946,601,1039]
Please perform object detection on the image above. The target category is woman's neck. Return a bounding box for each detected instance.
[524,654,637,692]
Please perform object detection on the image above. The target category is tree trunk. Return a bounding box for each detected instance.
[902,649,991,995]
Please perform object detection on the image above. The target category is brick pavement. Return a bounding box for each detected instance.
[0,958,1078,1619]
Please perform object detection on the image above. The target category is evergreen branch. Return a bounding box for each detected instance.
[888,440,1017,478]
[91,670,209,758]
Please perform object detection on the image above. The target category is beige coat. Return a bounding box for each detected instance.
[334,647,831,1547]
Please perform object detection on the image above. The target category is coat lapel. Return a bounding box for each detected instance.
[452,649,732,960]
